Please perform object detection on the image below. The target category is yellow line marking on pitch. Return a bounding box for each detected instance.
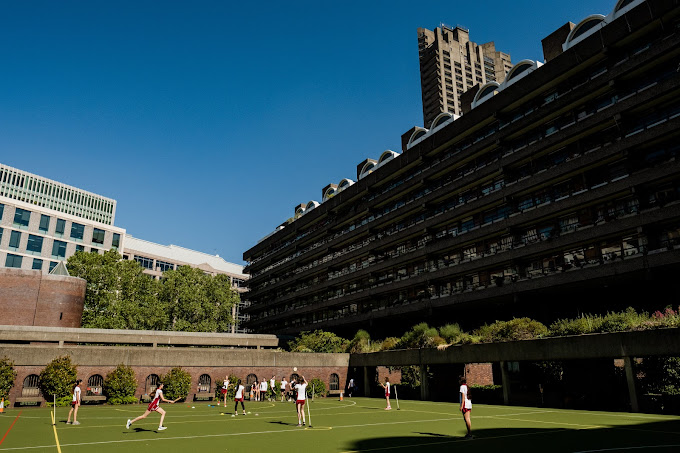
[49,412,62,453]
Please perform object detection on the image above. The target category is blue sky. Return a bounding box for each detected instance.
[0,0,615,265]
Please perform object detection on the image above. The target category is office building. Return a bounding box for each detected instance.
[418,24,512,126]
[243,0,680,336]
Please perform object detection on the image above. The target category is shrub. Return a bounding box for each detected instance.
[0,357,17,400]
[475,318,547,343]
[288,330,349,353]
[380,337,400,350]
[103,364,137,402]
[308,378,326,397]
[548,315,603,336]
[46,396,73,407]
[597,308,647,333]
[161,367,192,401]
[399,323,445,349]
[265,381,280,401]
[39,356,77,399]
[346,330,372,353]
[107,395,138,405]
[638,356,680,395]
[439,323,464,344]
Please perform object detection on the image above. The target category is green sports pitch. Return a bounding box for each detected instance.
[1,398,679,452]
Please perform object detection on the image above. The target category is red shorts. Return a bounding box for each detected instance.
[221,389,228,394]
[147,398,160,412]
[71,401,78,407]
[234,397,244,402]
[462,407,471,414]
[296,400,306,406]
[385,393,390,398]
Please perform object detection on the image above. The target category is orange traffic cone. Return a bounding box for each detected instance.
[339,392,344,401]
[0,397,5,413]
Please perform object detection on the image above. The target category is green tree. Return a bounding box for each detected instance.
[288,330,349,353]
[103,364,138,404]
[398,323,445,349]
[160,266,237,332]
[161,367,192,401]
[0,357,17,400]
[39,356,77,400]
[67,250,167,330]
[346,330,372,353]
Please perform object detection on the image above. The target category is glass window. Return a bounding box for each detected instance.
[52,240,67,259]
[39,215,50,232]
[9,230,21,249]
[32,258,43,270]
[5,254,22,268]
[70,223,85,240]
[49,261,57,272]
[26,234,43,253]
[75,244,84,252]
[55,219,66,236]
[90,248,99,254]
[134,255,154,270]
[112,233,120,249]
[92,228,105,244]
[156,260,174,272]
[0,203,4,220]
[13,208,31,228]
[0,227,3,243]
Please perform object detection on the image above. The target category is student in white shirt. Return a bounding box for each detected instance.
[280,378,288,402]
[66,379,82,425]
[379,377,391,410]
[126,383,178,431]
[234,379,246,415]
[270,376,276,401]
[260,379,268,401]
[221,376,229,407]
[294,375,308,427]
[459,376,473,439]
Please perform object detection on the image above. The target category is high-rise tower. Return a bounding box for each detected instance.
[418,25,512,126]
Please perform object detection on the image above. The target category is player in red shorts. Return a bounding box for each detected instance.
[126,383,178,431]
[294,375,308,427]
[221,376,230,407]
[459,376,473,439]
[234,379,246,415]
[66,379,82,425]
[379,377,391,410]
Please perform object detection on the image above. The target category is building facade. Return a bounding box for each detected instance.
[418,24,512,126]
[243,0,680,336]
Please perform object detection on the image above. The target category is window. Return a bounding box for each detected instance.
[329,373,340,391]
[9,230,21,250]
[87,375,104,396]
[13,208,31,228]
[92,228,105,245]
[55,219,66,236]
[32,258,43,270]
[52,240,67,259]
[22,375,40,397]
[198,374,211,393]
[26,235,43,253]
[70,223,85,240]
[112,233,120,249]
[134,255,154,269]
[39,215,50,233]
[5,253,22,268]
[49,261,57,272]
[146,374,160,394]
[0,203,4,220]
[90,248,99,254]
[76,245,84,252]
[156,260,174,272]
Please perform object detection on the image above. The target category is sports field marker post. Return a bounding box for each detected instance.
[394,385,400,410]
[306,393,312,428]
[53,395,56,425]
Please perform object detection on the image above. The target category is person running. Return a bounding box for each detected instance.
[380,377,391,410]
[66,379,82,425]
[234,379,246,416]
[294,375,308,427]
[459,376,473,439]
[347,378,355,397]
[260,379,268,402]
[270,376,276,401]
[221,376,229,407]
[280,377,288,402]
[126,383,178,431]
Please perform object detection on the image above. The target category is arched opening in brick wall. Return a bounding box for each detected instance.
[329,373,340,391]
[246,374,258,392]
[146,374,160,394]
[22,375,40,397]
[198,374,211,394]
[87,374,104,396]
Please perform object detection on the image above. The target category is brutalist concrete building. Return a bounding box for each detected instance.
[243,0,680,336]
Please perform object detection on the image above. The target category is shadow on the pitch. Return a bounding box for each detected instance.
[126,427,155,433]
[268,421,299,426]
[414,432,452,437]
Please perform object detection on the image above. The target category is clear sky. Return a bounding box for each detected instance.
[0,0,616,265]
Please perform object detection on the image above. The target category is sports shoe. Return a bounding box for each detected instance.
[72,421,80,425]
[66,421,72,424]
[464,433,474,439]
[126,419,131,429]
[158,426,167,431]
[297,423,302,427]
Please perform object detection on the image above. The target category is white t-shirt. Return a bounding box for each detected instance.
[384,382,390,394]
[222,381,228,390]
[72,386,81,402]
[348,378,354,388]
[295,383,307,401]
[260,381,267,391]
[281,379,288,390]
[270,378,275,389]
[459,384,472,409]
[235,384,245,399]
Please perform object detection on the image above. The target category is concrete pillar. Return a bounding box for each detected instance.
[500,361,511,405]
[420,365,430,401]
[623,356,639,412]
[59,340,64,347]
[363,366,371,397]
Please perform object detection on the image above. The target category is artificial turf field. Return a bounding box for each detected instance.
[1,398,679,452]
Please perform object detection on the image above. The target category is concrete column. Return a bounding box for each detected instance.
[500,361,511,405]
[363,366,371,397]
[623,356,639,412]
[420,365,430,401]
[59,340,64,347]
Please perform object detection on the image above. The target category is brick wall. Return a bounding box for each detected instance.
[465,362,495,386]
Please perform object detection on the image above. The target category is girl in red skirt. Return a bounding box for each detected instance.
[234,379,246,416]
[126,383,178,431]
[294,375,308,427]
